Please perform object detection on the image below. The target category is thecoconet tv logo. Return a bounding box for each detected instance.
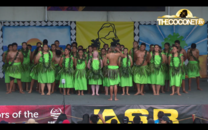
[48,108,62,124]
[157,9,205,26]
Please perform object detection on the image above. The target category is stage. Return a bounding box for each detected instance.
[0,78,207,106]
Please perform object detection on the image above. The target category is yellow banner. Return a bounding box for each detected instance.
[76,22,134,51]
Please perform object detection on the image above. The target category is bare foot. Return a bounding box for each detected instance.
[108,98,113,101]
[96,93,99,96]
[197,88,202,91]
[170,93,174,96]
[81,93,84,96]
[188,88,191,91]
[134,92,140,95]
[157,93,160,95]
[78,93,80,96]
[41,93,45,95]
[47,93,51,95]
[92,93,95,96]
[140,93,144,95]
[126,93,130,95]
[122,93,125,95]
[177,93,181,96]
[183,90,188,93]
[28,90,32,93]
[67,93,70,95]
[114,98,119,101]
[51,91,54,94]
[6,91,12,94]
[153,93,157,95]
[20,91,24,94]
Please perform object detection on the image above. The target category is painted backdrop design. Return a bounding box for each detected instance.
[2,26,71,52]
[139,24,207,78]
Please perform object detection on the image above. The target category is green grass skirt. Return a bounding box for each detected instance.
[7,62,23,79]
[21,62,32,82]
[148,63,165,86]
[169,67,182,87]
[104,66,120,86]
[187,61,200,78]
[87,69,103,85]
[132,65,150,84]
[74,69,87,90]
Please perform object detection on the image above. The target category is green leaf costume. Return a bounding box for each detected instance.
[20,49,32,82]
[37,51,55,84]
[119,56,133,87]
[187,49,200,78]
[58,56,75,88]
[148,52,165,86]
[103,59,110,87]
[74,59,87,90]
[87,59,103,85]
[169,53,184,87]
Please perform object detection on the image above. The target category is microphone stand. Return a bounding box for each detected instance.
[62,79,65,114]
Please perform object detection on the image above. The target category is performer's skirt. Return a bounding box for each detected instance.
[187,61,200,78]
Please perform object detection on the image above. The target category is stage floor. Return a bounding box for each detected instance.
[0,78,207,105]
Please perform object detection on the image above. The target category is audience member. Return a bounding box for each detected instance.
[160,116,171,124]
[62,119,70,124]
[25,118,38,124]
[0,120,9,124]
[154,111,164,124]
[55,113,68,124]
[89,114,106,124]
[122,116,129,124]
[193,118,202,124]
[133,115,142,124]
[147,115,154,124]
[79,114,90,124]
[111,119,118,124]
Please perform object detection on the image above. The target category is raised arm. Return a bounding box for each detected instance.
[168,55,171,66]
[34,52,41,64]
[129,55,133,67]
[59,57,63,67]
[118,57,121,67]
[182,49,187,61]
[19,52,24,64]
[100,59,103,69]
[196,49,199,59]
[87,59,91,69]
[2,52,6,63]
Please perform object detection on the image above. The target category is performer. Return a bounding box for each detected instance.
[72,46,78,58]
[118,48,133,95]
[51,44,56,55]
[86,45,93,94]
[2,44,13,92]
[147,44,155,92]
[87,50,103,96]
[59,48,75,95]
[133,43,150,95]
[100,48,107,94]
[168,45,184,96]
[28,46,42,93]
[20,42,32,91]
[174,40,188,93]
[129,41,140,90]
[78,45,84,50]
[103,48,110,95]
[35,43,55,95]
[51,50,62,94]
[66,44,71,49]
[54,40,63,51]
[31,42,42,59]
[71,42,77,48]
[27,44,32,51]
[187,43,201,90]
[161,43,171,93]
[6,43,24,94]
[148,44,166,95]
[104,42,125,101]
[120,45,124,53]
[103,44,109,51]
[74,49,87,95]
